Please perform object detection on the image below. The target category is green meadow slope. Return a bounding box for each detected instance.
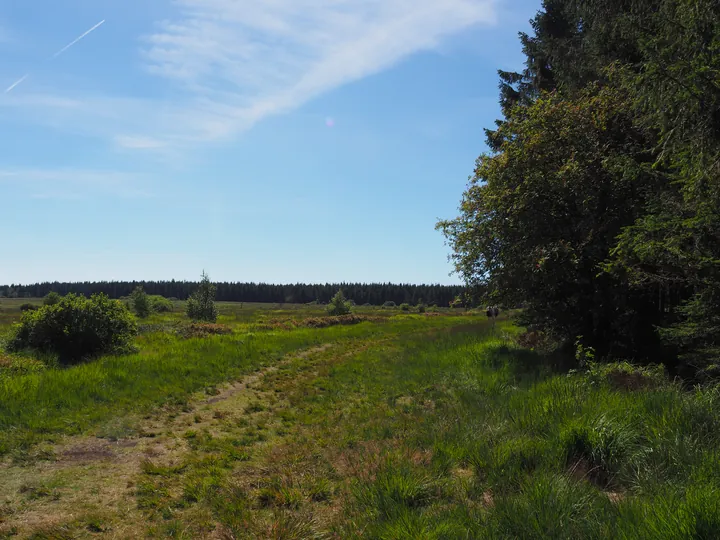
[1,302,719,538]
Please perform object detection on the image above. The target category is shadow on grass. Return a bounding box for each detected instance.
[483,343,576,382]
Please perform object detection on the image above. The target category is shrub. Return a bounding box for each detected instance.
[150,295,173,313]
[186,271,218,323]
[575,336,596,367]
[327,290,352,316]
[130,287,151,318]
[383,301,397,309]
[19,303,37,312]
[400,303,411,312]
[582,361,665,392]
[43,292,61,306]
[7,293,137,364]
[417,304,427,313]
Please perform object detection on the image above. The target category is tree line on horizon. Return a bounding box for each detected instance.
[439,0,720,378]
[0,281,465,307]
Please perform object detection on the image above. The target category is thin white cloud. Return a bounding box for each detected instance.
[140,0,496,140]
[3,0,496,150]
[0,168,151,199]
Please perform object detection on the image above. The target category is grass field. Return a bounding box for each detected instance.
[1,299,720,538]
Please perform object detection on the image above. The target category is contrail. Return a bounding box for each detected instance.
[52,19,106,59]
[5,74,29,94]
[3,19,106,94]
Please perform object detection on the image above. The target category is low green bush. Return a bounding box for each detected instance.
[150,295,174,313]
[43,292,61,306]
[7,293,137,365]
[400,303,411,312]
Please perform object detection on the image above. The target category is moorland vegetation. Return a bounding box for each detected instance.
[1,0,720,536]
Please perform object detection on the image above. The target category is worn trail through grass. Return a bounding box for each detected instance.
[0,312,471,456]
[0,346,317,536]
[0,321,464,538]
[5,307,720,538]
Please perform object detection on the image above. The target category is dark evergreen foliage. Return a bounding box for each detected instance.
[186,271,218,323]
[0,281,464,307]
[327,290,352,316]
[440,0,720,375]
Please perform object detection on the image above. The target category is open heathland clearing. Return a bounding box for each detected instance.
[1,301,720,538]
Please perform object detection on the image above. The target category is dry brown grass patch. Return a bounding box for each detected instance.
[61,441,117,463]
[516,330,553,351]
[606,369,656,391]
[299,314,380,328]
[178,323,233,339]
[256,315,384,332]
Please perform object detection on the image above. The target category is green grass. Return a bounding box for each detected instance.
[179,319,720,538]
[0,303,474,456]
[2,300,720,537]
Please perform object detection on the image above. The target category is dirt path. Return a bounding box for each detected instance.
[0,343,335,539]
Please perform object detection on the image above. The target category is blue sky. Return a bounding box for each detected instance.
[0,0,538,285]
